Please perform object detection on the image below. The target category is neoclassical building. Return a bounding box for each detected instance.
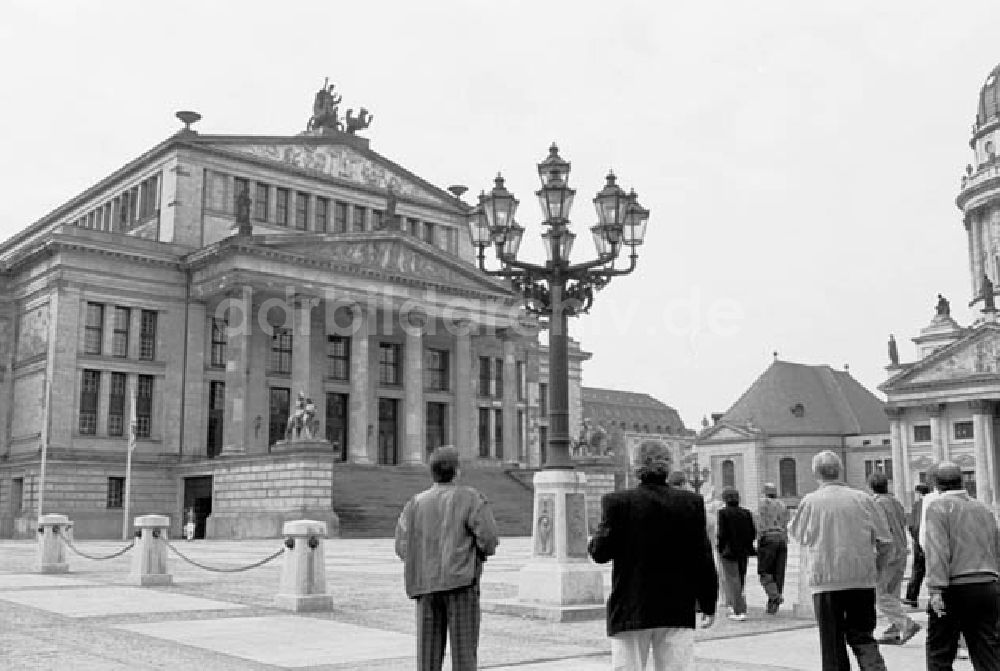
[880,63,1000,510]
[695,359,890,511]
[0,92,564,538]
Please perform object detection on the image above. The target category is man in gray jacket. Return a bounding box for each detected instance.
[395,446,499,671]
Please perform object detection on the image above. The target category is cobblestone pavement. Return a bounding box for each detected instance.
[0,537,968,670]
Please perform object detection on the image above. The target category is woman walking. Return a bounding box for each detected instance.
[717,487,756,621]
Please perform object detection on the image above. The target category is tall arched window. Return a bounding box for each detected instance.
[779,457,797,497]
[722,459,735,488]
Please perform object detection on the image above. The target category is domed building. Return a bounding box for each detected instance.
[881,63,1000,510]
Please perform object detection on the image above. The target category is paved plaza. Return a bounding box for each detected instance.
[0,536,970,670]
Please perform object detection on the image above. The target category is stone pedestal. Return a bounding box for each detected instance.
[487,470,605,621]
[37,514,70,574]
[130,514,172,586]
[793,546,814,619]
[275,519,333,612]
[271,438,332,454]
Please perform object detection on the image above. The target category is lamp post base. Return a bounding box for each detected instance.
[484,469,606,621]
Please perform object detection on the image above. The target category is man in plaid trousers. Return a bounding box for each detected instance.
[395,446,499,670]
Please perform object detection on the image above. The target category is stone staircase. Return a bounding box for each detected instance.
[331,464,534,538]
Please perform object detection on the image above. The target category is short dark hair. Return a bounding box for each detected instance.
[868,471,889,494]
[429,446,460,483]
[722,487,740,506]
[935,462,964,492]
[914,483,930,495]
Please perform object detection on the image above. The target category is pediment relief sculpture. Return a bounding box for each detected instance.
[901,330,1000,384]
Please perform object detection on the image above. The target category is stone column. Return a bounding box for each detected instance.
[501,334,517,465]
[972,401,995,505]
[47,283,81,450]
[348,305,371,464]
[454,328,474,460]
[928,404,947,462]
[181,302,207,458]
[403,319,425,464]
[291,298,317,410]
[221,290,251,455]
[885,407,906,501]
[0,300,14,459]
[899,411,912,503]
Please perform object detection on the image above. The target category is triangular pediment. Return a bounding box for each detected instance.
[196,136,457,209]
[883,324,1000,390]
[253,232,513,295]
[697,422,757,443]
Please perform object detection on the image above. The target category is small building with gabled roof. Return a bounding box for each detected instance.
[695,359,889,510]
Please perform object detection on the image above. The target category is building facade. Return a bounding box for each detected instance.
[0,100,561,538]
[880,63,1000,510]
[695,360,890,511]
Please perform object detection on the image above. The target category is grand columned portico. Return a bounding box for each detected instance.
[882,63,1000,513]
[0,84,557,539]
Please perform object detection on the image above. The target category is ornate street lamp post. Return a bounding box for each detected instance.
[684,455,711,494]
[468,144,648,614]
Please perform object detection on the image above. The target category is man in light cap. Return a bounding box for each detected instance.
[922,460,1000,669]
[756,482,789,614]
[589,441,718,670]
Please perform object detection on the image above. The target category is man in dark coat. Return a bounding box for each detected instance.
[589,442,717,670]
[717,487,757,621]
[903,483,930,608]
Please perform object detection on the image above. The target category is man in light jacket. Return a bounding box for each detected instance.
[789,450,891,671]
[394,446,499,671]
[868,471,920,645]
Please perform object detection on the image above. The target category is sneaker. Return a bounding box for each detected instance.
[897,621,922,645]
[727,613,747,621]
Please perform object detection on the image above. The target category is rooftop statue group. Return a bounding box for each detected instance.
[888,283,998,366]
[307,77,372,135]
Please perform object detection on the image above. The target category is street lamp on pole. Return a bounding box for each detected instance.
[468,144,649,470]
[467,144,649,614]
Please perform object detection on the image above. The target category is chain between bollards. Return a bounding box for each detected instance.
[60,534,136,561]
[161,537,285,573]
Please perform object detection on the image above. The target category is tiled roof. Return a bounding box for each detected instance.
[582,387,688,434]
[719,360,887,435]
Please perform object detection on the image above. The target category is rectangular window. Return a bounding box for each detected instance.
[494,409,503,459]
[424,349,449,391]
[79,370,100,435]
[517,409,525,459]
[423,222,435,245]
[269,387,290,447]
[294,192,308,230]
[207,381,225,458]
[446,228,457,253]
[379,343,401,386]
[276,188,289,225]
[139,310,156,360]
[516,361,525,401]
[254,183,269,220]
[233,177,249,214]
[210,318,227,367]
[954,421,974,440]
[108,372,126,437]
[135,375,153,438]
[371,209,383,230]
[107,477,124,508]
[963,471,978,498]
[353,205,366,231]
[335,201,348,232]
[539,382,548,418]
[479,357,491,396]
[270,329,292,374]
[327,336,350,380]
[885,458,893,481]
[140,174,160,219]
[478,407,490,457]
[913,425,931,443]
[315,196,329,231]
[494,358,503,398]
[84,303,104,355]
[12,478,24,514]
[112,306,130,357]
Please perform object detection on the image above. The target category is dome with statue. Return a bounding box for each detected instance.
[976,63,1000,129]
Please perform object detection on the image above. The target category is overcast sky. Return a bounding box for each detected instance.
[2,1,998,429]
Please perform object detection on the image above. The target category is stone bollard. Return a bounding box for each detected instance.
[275,519,332,612]
[37,514,71,574]
[130,515,172,586]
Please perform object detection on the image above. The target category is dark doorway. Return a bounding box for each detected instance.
[378,398,398,465]
[269,387,290,448]
[207,381,224,458]
[326,392,349,461]
[539,426,548,467]
[426,402,447,456]
[182,476,213,539]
